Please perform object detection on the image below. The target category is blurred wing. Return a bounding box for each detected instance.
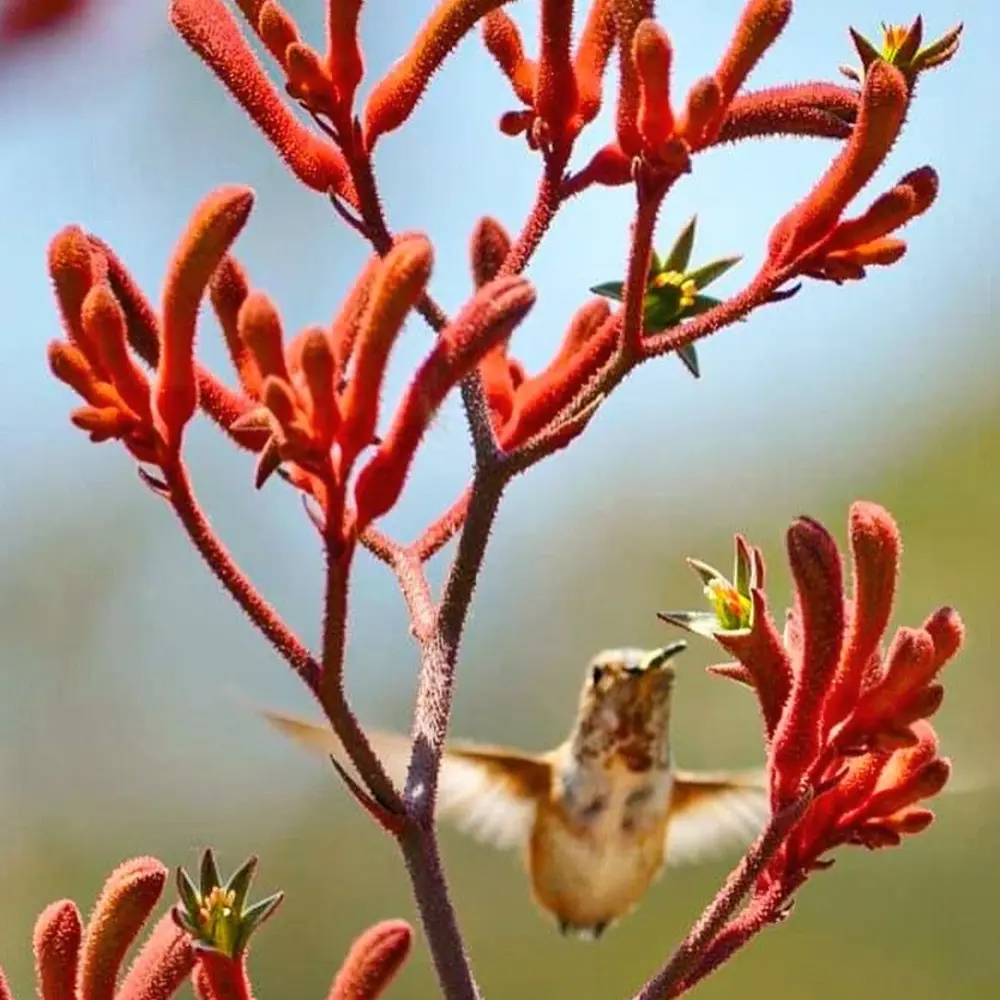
[260,710,547,852]
[664,769,770,867]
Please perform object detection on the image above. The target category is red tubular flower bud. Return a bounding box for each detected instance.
[327,920,413,1000]
[482,10,536,106]
[257,0,299,64]
[210,255,261,399]
[325,0,364,108]
[767,61,910,269]
[823,502,901,729]
[714,0,792,105]
[363,0,515,149]
[169,0,353,198]
[534,0,578,143]
[156,186,255,450]
[354,274,535,528]
[299,325,340,448]
[47,341,119,410]
[634,19,675,153]
[81,284,151,420]
[33,901,83,1000]
[612,0,654,156]
[237,290,291,385]
[48,225,105,374]
[114,913,194,1000]
[573,0,616,126]
[769,516,845,808]
[330,253,382,372]
[678,76,722,149]
[548,298,610,372]
[470,215,512,288]
[339,236,434,461]
[717,83,858,146]
[79,858,168,1000]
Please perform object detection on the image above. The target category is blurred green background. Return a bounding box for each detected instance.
[1,2,998,998]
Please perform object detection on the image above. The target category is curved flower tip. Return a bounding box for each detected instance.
[80,857,169,1000]
[363,0,513,149]
[156,186,255,450]
[115,911,195,1000]
[33,900,83,1000]
[327,920,413,1000]
[169,0,352,198]
[0,967,12,1000]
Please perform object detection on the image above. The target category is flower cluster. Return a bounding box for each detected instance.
[660,501,962,981]
[36,1,968,998]
[0,852,412,1000]
[47,196,534,551]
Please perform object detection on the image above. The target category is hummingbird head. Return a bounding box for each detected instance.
[570,641,687,772]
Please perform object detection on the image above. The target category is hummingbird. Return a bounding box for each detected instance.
[261,640,769,939]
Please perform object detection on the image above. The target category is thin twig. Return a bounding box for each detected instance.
[162,458,320,688]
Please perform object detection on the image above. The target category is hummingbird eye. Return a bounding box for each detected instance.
[591,665,605,687]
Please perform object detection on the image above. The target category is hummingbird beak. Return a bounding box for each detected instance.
[640,640,688,671]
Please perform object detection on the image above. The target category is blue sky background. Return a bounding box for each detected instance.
[1,5,999,987]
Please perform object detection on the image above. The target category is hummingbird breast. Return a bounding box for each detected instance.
[527,756,675,934]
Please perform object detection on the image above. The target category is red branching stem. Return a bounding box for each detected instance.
[621,190,667,358]
[162,457,319,688]
[634,790,811,1000]
[318,530,403,811]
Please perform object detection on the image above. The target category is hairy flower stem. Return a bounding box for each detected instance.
[162,457,319,687]
[319,532,403,811]
[635,791,812,1000]
[621,188,669,358]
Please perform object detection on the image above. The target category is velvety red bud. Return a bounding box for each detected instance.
[612,0,654,156]
[330,254,382,372]
[339,235,434,462]
[299,326,340,448]
[286,41,331,102]
[549,298,611,372]
[210,255,261,399]
[363,0,515,148]
[238,290,291,385]
[824,502,900,729]
[714,0,792,105]
[482,10,535,105]
[573,0,616,126]
[169,0,353,197]
[327,920,413,1000]
[563,142,633,195]
[114,913,194,1000]
[70,405,134,441]
[325,0,364,106]
[769,516,845,807]
[257,0,299,64]
[81,284,151,420]
[79,857,168,1000]
[768,61,910,268]
[888,805,935,835]
[48,341,119,410]
[922,606,964,669]
[678,75,723,149]
[33,901,83,1000]
[534,0,578,142]
[717,83,858,146]
[0,967,12,1000]
[48,225,105,374]
[354,274,535,527]
[156,186,255,449]
[633,19,675,153]
[470,215,513,288]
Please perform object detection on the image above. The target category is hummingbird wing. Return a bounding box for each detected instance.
[260,710,549,851]
[663,769,770,867]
